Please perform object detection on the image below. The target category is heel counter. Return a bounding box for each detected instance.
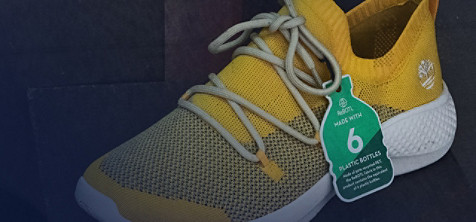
[386,0,443,110]
[412,0,444,101]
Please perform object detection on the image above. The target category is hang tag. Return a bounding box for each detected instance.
[320,75,394,202]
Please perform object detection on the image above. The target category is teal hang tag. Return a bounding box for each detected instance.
[320,75,394,202]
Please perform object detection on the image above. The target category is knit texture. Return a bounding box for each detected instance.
[99,108,329,221]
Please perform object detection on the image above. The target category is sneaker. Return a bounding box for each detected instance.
[75,0,456,221]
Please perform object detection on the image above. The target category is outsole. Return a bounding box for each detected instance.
[75,178,129,222]
[75,84,457,222]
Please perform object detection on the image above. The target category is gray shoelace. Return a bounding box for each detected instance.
[179,0,342,163]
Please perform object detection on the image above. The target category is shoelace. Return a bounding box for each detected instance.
[179,0,342,163]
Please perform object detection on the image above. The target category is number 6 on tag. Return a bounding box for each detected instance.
[347,128,363,154]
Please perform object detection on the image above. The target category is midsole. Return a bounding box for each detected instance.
[382,83,456,158]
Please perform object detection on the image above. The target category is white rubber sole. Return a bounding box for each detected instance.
[75,84,457,222]
[76,177,129,222]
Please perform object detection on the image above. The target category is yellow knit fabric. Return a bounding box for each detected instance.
[192,0,442,143]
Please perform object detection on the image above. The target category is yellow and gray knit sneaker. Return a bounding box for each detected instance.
[75,0,456,221]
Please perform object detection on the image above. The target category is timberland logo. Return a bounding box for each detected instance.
[419,59,435,90]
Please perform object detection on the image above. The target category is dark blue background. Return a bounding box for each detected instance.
[1,0,475,221]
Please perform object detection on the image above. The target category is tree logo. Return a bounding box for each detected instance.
[419,59,435,90]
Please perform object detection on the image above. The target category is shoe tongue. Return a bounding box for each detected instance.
[292,0,351,59]
[190,0,352,144]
